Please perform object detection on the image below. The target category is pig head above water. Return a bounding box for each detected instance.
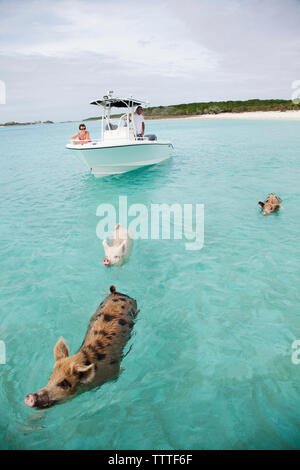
[258,193,282,215]
[103,224,133,266]
[25,286,138,409]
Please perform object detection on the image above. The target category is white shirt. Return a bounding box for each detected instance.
[133,113,145,134]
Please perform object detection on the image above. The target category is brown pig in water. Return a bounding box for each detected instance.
[25,286,138,409]
[258,193,282,215]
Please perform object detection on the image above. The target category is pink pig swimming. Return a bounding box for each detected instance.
[103,224,133,266]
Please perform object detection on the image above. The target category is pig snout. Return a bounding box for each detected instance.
[25,390,53,409]
[262,208,271,215]
[24,393,37,408]
[103,255,121,266]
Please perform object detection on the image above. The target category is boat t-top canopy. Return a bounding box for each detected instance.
[87,91,151,143]
[90,92,147,109]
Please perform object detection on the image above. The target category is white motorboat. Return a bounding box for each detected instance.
[66,92,174,178]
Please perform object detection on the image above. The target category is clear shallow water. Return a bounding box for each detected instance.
[1,118,300,450]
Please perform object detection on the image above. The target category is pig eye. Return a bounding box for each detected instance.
[57,379,72,390]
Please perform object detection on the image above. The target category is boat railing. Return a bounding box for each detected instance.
[68,133,157,146]
[68,139,102,145]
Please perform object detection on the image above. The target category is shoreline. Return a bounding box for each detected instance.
[145,110,300,121]
[2,110,300,127]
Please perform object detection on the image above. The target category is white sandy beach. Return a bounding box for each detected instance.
[184,110,300,120]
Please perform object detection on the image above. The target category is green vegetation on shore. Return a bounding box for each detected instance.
[0,120,53,127]
[82,99,300,121]
[143,99,300,118]
[3,99,300,126]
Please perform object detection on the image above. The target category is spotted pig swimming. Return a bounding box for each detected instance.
[25,286,138,409]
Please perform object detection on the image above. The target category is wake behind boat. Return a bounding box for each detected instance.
[66,92,174,178]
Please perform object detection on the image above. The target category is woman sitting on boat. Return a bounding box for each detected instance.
[70,124,92,144]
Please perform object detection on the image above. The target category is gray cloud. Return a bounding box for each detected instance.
[0,0,299,122]
[167,0,300,89]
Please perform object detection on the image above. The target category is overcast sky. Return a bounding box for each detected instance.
[1,0,299,122]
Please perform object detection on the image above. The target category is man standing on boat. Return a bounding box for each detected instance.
[133,106,145,138]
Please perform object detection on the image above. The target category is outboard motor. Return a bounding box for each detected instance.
[145,134,157,141]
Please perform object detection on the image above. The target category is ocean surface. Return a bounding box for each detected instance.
[1,118,300,450]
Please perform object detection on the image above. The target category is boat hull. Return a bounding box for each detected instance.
[66,141,174,177]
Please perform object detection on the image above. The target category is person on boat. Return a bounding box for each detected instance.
[70,124,92,144]
[133,106,145,138]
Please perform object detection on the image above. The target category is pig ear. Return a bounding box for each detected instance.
[54,337,70,361]
[76,364,96,384]
[121,240,126,253]
[102,239,108,248]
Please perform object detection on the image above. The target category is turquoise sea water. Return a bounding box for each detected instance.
[1,118,300,450]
